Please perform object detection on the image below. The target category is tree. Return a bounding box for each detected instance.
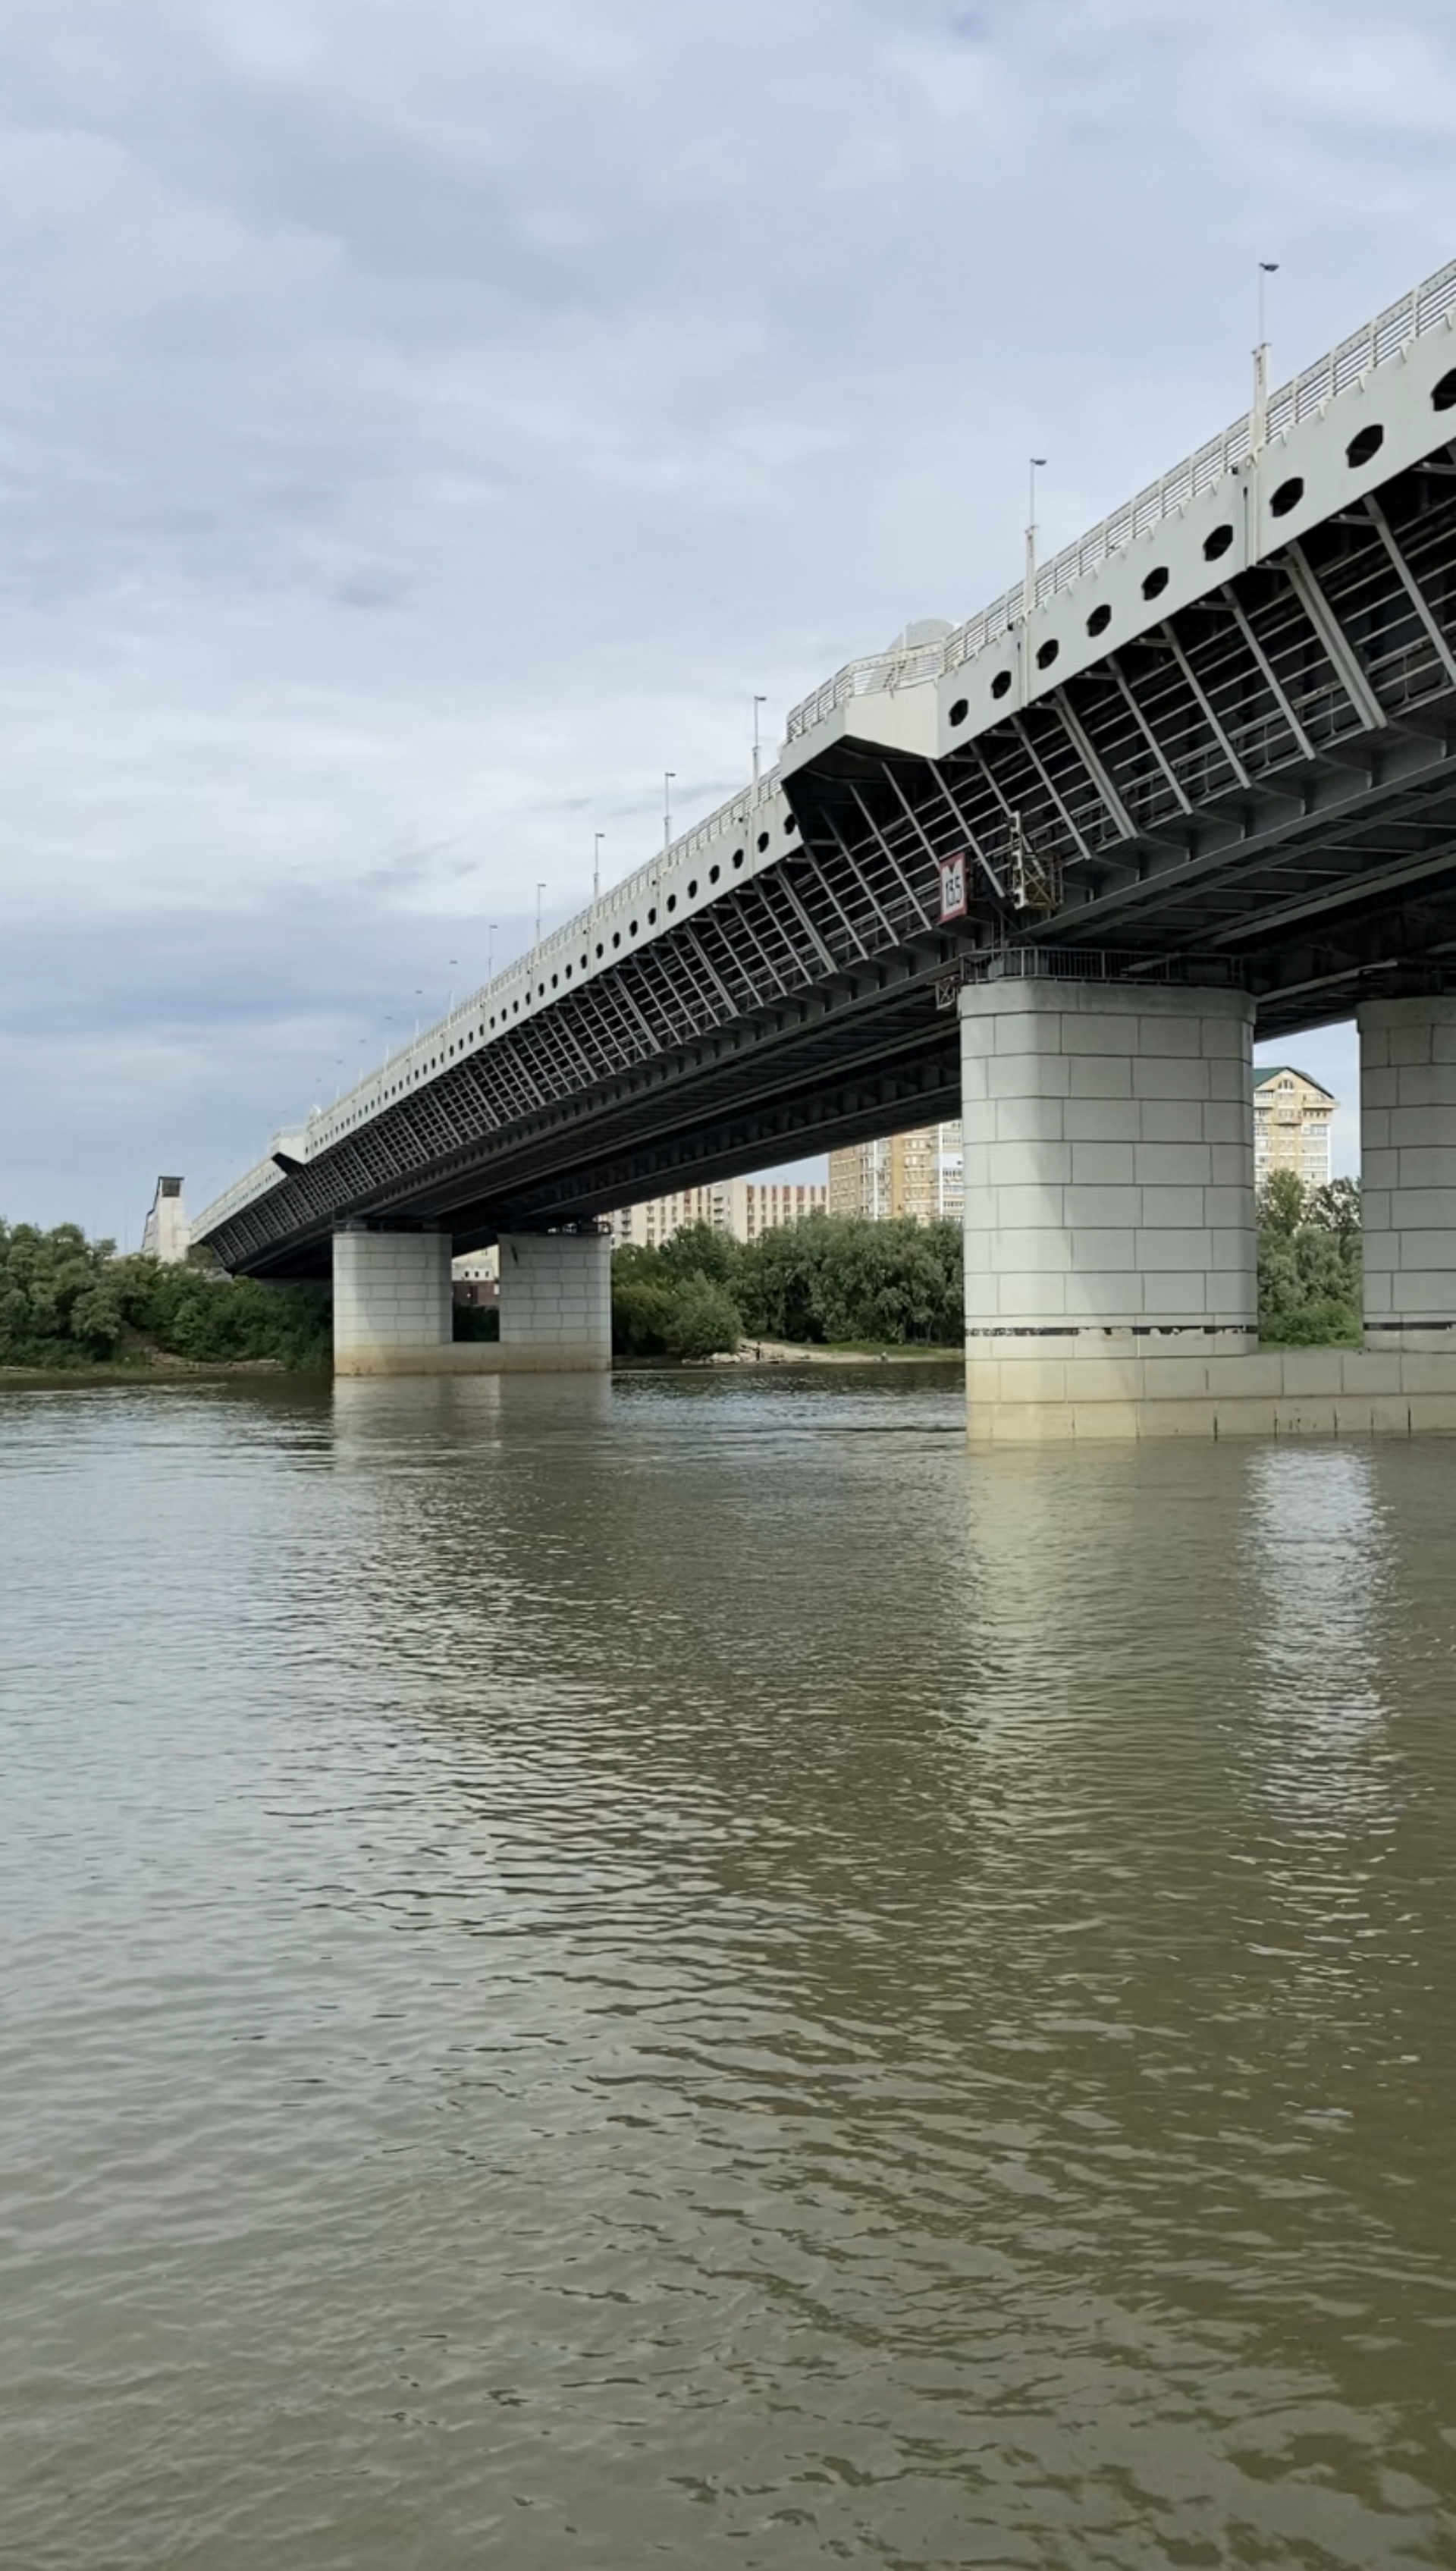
[0,1218,331,1369]
[660,1275,741,1359]
[1257,1173,1360,1345]
[1259,1168,1307,1239]
[1307,1176,1361,1244]
[611,1212,962,1356]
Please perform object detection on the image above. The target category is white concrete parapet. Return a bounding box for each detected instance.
[1359,996,1456,1353]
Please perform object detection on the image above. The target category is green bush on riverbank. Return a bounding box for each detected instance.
[612,1213,964,1358]
[1257,1172,1362,1345]
[0,1222,331,1370]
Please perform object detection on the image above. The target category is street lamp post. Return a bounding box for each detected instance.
[487,921,497,980]
[1025,457,1046,619]
[1253,260,1279,451]
[535,882,545,948]
[594,832,604,900]
[663,772,675,855]
[752,695,767,786]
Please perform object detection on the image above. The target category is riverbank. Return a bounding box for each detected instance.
[0,1355,315,1386]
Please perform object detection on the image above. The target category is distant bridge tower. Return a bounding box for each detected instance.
[141,1176,190,1264]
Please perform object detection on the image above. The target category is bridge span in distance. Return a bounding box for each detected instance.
[196,259,1456,1439]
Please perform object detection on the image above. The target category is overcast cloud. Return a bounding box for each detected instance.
[4,0,1455,1231]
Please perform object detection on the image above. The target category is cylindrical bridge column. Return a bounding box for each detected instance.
[497,1232,612,1370]
[331,1226,453,1375]
[1359,997,1456,1353]
[960,974,1257,1435]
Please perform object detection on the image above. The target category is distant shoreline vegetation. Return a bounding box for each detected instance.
[0,1223,331,1373]
[0,1182,1362,1375]
[610,1215,964,1358]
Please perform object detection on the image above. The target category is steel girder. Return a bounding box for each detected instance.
[211,449,1456,1276]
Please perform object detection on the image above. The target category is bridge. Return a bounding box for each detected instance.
[196,258,1456,1437]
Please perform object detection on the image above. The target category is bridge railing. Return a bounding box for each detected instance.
[193,1156,287,1240]
[786,253,1456,739]
[283,764,793,1166]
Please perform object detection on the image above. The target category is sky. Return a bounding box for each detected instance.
[4,0,1456,1236]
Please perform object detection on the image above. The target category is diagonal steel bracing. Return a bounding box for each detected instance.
[208,450,1456,1276]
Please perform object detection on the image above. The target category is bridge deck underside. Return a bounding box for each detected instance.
[213,451,1456,1278]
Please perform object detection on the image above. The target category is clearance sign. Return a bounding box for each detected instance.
[938,852,968,922]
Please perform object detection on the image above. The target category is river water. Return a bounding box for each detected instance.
[3,1371,1456,2568]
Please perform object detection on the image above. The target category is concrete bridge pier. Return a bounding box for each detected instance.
[331,1225,611,1377]
[1358,997,1456,1356]
[960,974,1261,1440]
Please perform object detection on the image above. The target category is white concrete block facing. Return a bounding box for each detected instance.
[1065,1055,1134,1099]
[1198,1016,1250,1059]
[1061,1184,1144,1229]
[1140,1100,1205,1144]
[500,1232,611,1365]
[962,978,1255,1349]
[991,1228,1073,1275]
[1059,1010,1146,1056]
[1138,1185,1210,1229]
[1144,1272,1224,1318]
[1062,1270,1146,1318]
[1207,1058,1256,1103]
[1068,1227,1138,1271]
[1201,1102,1248,1146]
[332,1229,453,1368]
[1390,1185,1456,1226]
[1136,1229,1213,1272]
[1385,1109,1450,1152]
[1395,1065,1456,1109]
[1395,1152,1456,1191]
[1394,1232,1456,1273]
[1134,1142,1213,1188]
[993,1098,1067,1144]
[991,1184,1068,1231]
[995,1273,1068,1317]
[1200,1187,1258,1232]
[1389,1023,1437,1067]
[1137,1012,1203,1058]
[959,1011,999,1057]
[984,1140,1072,1186]
[1062,1097,1143,1143]
[987,1050,1072,1100]
[1068,1141,1136,1185]
[992,1009,1066,1058]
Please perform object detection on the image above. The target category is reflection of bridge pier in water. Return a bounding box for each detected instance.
[197,261,1456,1437]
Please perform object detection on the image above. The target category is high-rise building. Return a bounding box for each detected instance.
[827,1123,964,1226]
[1253,1067,1336,1191]
[606,1177,827,1251]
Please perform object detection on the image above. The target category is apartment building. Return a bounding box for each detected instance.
[1253,1067,1336,1191]
[606,1176,827,1251]
[827,1123,965,1226]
